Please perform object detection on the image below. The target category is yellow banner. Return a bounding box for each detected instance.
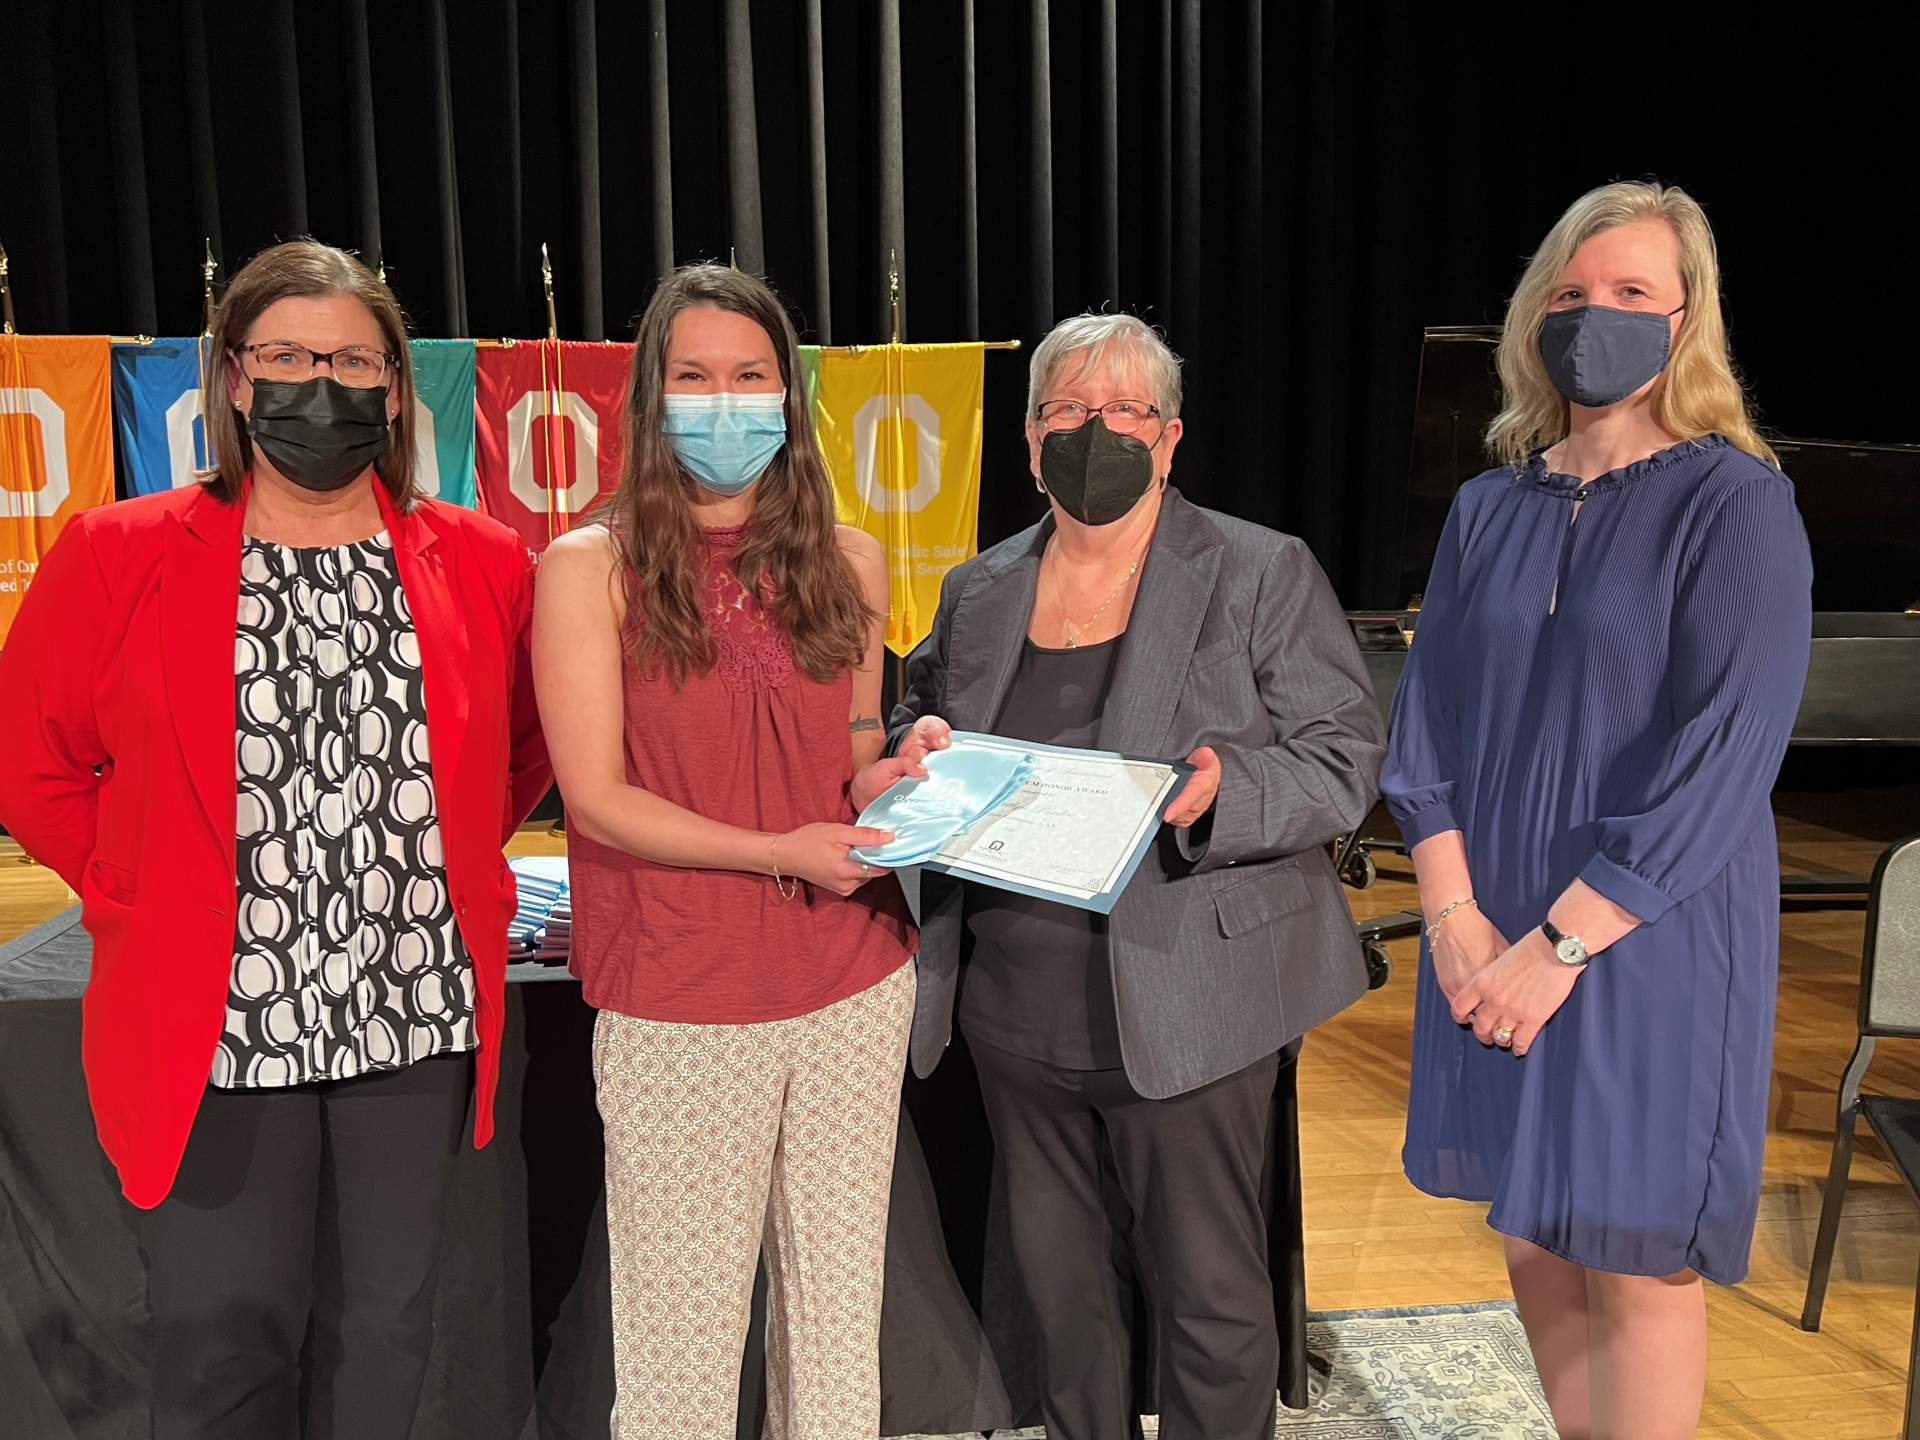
[1,336,116,647]
[803,343,984,656]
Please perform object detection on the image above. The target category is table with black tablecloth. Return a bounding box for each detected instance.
[0,907,1311,1439]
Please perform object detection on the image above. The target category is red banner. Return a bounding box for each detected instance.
[473,340,634,554]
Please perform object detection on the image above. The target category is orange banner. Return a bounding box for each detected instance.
[0,336,115,647]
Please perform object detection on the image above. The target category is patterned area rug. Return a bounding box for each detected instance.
[898,1299,1556,1440]
[1269,1301,1556,1439]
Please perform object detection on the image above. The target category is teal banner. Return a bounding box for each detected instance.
[408,339,477,507]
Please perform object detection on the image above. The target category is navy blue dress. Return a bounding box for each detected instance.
[1381,435,1811,1284]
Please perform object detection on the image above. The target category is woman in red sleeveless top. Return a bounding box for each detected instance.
[533,265,921,1438]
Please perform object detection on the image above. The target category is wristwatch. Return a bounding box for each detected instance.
[1541,919,1590,968]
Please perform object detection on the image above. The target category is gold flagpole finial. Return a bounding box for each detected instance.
[377,262,387,285]
[730,247,738,271]
[201,239,219,336]
[889,249,901,345]
[0,239,16,335]
[541,242,559,342]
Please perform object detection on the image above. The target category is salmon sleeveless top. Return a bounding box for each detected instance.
[566,523,916,1023]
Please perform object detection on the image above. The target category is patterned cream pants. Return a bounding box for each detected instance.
[593,961,917,1439]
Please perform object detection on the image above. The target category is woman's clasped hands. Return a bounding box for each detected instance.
[1449,926,1581,1059]
[1429,901,1508,1004]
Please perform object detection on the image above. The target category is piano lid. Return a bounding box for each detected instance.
[1397,327,1920,614]
[1398,327,1502,610]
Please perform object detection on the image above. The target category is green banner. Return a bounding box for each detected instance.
[408,339,477,507]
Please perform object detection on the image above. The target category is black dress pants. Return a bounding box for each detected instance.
[971,1040,1282,1440]
[134,1054,471,1440]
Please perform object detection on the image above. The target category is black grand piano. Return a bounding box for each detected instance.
[1347,326,1920,978]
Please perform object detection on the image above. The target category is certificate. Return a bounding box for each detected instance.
[863,732,1192,914]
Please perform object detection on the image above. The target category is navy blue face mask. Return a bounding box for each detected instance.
[1537,302,1685,409]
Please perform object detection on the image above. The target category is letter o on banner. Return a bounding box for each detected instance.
[0,388,70,518]
[164,388,207,488]
[853,392,942,514]
[412,396,441,497]
[506,390,601,517]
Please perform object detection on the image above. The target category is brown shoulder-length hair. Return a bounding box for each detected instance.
[199,239,419,505]
[597,264,873,686]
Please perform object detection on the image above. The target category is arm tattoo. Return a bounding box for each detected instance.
[849,716,882,734]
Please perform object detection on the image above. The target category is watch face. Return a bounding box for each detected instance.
[1555,936,1587,965]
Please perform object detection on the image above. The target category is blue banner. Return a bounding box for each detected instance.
[409,339,477,507]
[111,337,475,505]
[110,337,210,495]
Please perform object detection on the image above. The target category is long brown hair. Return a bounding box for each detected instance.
[600,265,873,685]
[199,239,419,505]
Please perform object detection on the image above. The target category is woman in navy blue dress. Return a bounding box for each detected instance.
[1383,180,1811,1440]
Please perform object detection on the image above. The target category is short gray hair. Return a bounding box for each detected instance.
[1026,313,1184,421]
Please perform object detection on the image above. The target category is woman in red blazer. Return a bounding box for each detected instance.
[0,241,549,1440]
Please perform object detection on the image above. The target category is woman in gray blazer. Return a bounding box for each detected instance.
[887,314,1385,1440]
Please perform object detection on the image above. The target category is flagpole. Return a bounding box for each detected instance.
[889,251,901,346]
[201,239,219,336]
[879,0,905,336]
[886,250,906,694]
[539,243,569,541]
[198,239,220,467]
[542,242,559,342]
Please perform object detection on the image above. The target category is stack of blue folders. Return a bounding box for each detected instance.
[507,856,571,963]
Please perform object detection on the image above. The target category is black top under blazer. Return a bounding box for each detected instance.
[887,487,1389,1099]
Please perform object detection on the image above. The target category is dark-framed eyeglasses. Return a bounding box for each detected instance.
[238,342,395,389]
[1035,398,1162,437]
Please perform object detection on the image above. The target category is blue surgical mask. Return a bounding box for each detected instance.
[661,391,788,496]
[1537,302,1686,408]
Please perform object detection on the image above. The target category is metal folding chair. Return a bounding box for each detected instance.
[1801,834,1920,1427]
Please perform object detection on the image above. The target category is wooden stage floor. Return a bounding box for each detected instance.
[4,785,1917,1439]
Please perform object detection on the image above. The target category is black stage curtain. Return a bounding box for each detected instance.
[4,1,1915,605]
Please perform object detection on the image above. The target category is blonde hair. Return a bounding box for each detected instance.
[1486,180,1774,468]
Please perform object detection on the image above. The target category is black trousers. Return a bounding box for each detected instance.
[134,1053,471,1440]
[970,1040,1282,1440]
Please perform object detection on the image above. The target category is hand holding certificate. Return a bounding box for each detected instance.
[851,731,1194,913]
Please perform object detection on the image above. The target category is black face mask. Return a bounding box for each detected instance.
[246,377,393,492]
[1038,417,1158,526]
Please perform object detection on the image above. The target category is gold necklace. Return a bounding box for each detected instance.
[1057,548,1143,648]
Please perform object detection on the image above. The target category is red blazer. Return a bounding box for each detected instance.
[0,480,551,1207]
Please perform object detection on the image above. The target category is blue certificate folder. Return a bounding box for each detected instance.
[852,731,1196,915]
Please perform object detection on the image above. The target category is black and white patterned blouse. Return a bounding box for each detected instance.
[214,533,475,1089]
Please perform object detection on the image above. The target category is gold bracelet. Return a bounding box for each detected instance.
[1425,896,1477,944]
[770,834,799,902]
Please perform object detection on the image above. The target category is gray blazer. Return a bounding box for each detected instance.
[887,488,1387,1100]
